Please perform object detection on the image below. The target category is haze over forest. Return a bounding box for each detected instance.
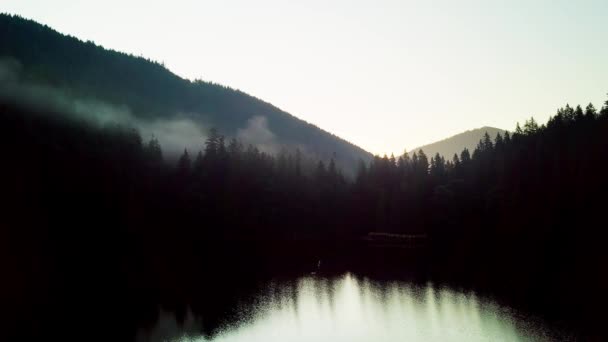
[3,0,607,154]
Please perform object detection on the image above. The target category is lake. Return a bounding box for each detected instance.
[139,273,568,342]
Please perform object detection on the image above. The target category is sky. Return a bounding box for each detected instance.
[3,0,608,155]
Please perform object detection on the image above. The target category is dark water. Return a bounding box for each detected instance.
[139,273,568,342]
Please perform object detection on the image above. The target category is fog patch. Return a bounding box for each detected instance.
[139,117,206,161]
[237,116,278,154]
[0,57,207,160]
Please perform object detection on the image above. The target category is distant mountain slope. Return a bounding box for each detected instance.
[0,14,372,172]
[410,126,507,159]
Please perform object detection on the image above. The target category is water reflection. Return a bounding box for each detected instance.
[145,273,561,342]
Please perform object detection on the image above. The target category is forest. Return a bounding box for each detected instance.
[0,13,372,172]
[2,93,608,341]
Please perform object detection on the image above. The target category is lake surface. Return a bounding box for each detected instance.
[140,273,566,342]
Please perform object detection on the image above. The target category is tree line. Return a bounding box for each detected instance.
[0,13,373,172]
[1,96,607,340]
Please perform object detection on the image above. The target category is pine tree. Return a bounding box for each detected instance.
[564,104,575,122]
[460,148,471,164]
[389,153,396,168]
[483,132,493,151]
[205,128,220,158]
[400,150,411,168]
[523,117,539,135]
[472,140,483,161]
[193,151,204,174]
[503,131,511,145]
[494,132,504,152]
[574,105,584,122]
[178,149,191,176]
[145,136,163,164]
[514,122,523,137]
[218,135,226,157]
[411,151,419,171]
[585,103,597,119]
[430,152,446,179]
[452,153,461,167]
[227,137,242,157]
[416,150,429,176]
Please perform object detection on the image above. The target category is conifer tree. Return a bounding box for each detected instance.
[178,149,191,176]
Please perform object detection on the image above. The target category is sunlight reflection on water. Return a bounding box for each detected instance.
[151,273,559,342]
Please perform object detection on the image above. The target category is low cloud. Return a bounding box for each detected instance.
[0,58,316,163]
[0,57,207,161]
[237,115,278,154]
[139,117,206,160]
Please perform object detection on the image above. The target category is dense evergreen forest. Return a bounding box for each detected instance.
[0,13,372,172]
[2,92,608,340]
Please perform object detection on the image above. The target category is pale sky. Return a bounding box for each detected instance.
[4,0,608,154]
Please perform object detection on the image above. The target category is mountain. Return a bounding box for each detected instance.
[0,13,372,173]
[410,126,507,159]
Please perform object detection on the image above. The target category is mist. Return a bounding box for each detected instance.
[0,55,354,178]
[237,115,278,155]
[0,57,208,161]
[0,57,309,163]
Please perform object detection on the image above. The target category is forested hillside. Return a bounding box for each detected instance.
[0,13,372,172]
[409,126,506,160]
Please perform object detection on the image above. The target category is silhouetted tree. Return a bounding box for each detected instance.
[178,148,191,176]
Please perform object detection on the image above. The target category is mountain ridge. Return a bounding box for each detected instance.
[410,126,507,159]
[0,13,372,173]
